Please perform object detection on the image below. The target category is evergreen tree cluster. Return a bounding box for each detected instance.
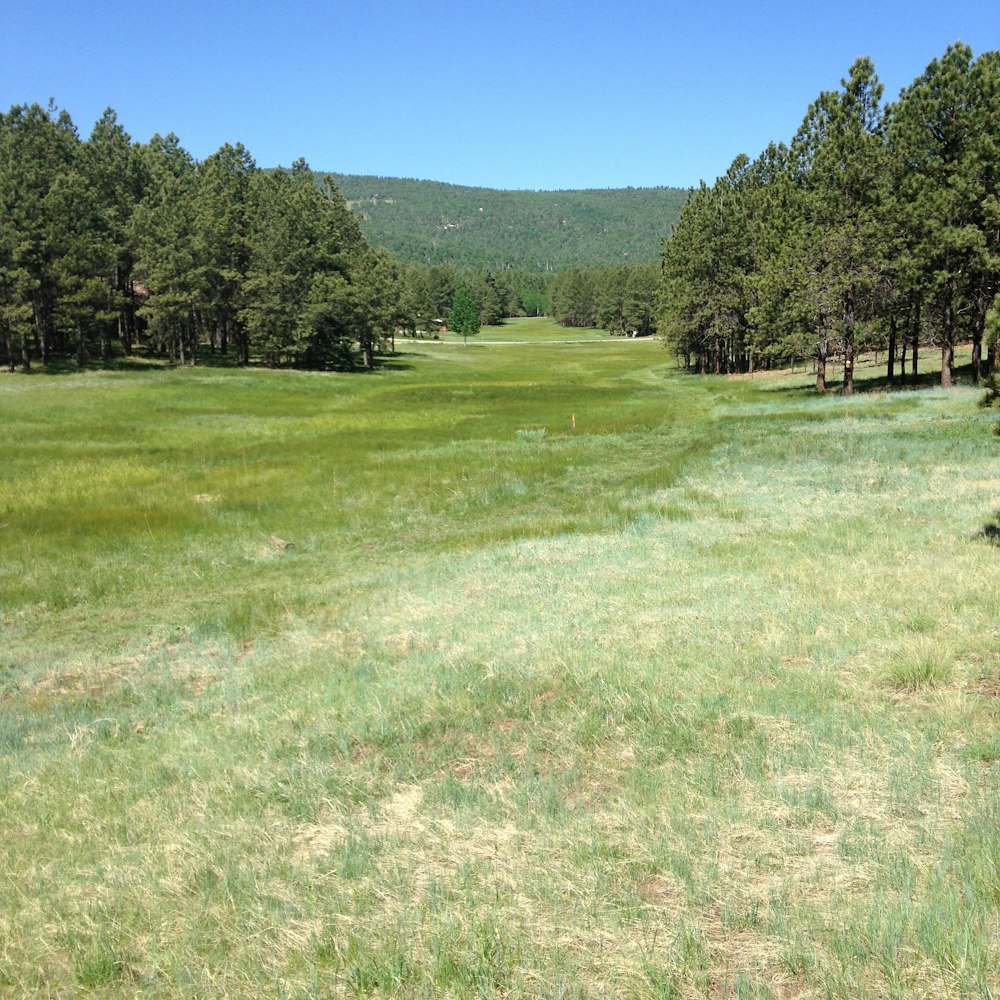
[549,262,660,335]
[394,264,551,336]
[660,44,1000,391]
[0,103,406,370]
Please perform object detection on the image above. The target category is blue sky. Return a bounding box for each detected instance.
[2,0,998,190]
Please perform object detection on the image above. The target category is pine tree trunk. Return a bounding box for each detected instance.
[75,319,86,368]
[941,340,954,387]
[816,333,829,392]
[887,314,897,385]
[34,306,49,367]
[189,311,199,366]
[971,305,985,384]
[941,293,955,387]
[842,290,856,396]
[941,287,955,389]
[123,282,135,355]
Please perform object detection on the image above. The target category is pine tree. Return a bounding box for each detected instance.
[195,143,256,363]
[792,57,889,395]
[82,108,146,359]
[133,134,201,364]
[0,102,79,366]
[889,44,998,386]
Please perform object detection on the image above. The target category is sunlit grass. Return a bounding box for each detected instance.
[1,329,999,997]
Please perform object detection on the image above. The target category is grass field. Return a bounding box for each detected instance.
[1,320,998,998]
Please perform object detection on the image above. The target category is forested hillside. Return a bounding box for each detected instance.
[328,174,687,271]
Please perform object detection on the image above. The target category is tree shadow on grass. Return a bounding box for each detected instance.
[8,347,419,376]
[752,359,983,397]
[975,511,1000,545]
[6,354,176,376]
[373,357,416,371]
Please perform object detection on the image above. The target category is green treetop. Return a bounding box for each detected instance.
[448,285,481,345]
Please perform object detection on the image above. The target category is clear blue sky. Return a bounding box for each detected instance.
[2,0,998,190]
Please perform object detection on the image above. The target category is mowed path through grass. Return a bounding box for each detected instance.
[1,323,999,998]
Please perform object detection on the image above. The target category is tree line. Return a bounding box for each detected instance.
[0,103,556,371]
[659,43,1000,391]
[549,262,659,335]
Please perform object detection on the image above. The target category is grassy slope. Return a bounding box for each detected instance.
[1,321,998,998]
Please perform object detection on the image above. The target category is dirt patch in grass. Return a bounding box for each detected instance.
[969,672,1000,699]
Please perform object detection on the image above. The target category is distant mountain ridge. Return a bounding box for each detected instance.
[324,173,688,272]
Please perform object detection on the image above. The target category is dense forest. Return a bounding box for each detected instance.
[0,106,404,370]
[0,107,563,370]
[659,43,1000,391]
[329,174,686,271]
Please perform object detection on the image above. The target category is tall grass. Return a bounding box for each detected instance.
[1,325,998,997]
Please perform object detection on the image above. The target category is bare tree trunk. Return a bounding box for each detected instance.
[122,280,135,356]
[941,292,955,387]
[75,319,86,368]
[189,310,199,366]
[941,340,955,387]
[842,290,856,396]
[816,332,829,392]
[971,304,985,384]
[33,302,49,367]
[887,313,897,385]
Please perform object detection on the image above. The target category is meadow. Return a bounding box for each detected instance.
[1,318,998,998]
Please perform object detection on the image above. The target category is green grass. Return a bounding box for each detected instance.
[1,322,999,997]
